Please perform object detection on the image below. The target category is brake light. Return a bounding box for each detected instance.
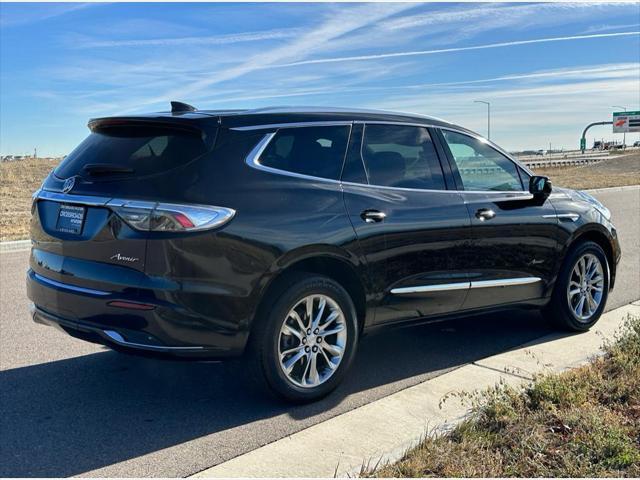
[109,200,235,232]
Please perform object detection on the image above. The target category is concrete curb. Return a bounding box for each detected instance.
[0,239,31,253]
[193,302,640,478]
[586,185,640,194]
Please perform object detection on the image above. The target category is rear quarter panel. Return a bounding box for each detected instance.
[143,128,365,345]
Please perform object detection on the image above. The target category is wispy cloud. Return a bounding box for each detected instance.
[274,31,640,68]
[0,3,94,28]
[125,2,417,111]
[73,28,302,48]
[583,23,640,33]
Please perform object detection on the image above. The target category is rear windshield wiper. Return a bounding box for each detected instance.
[83,163,135,176]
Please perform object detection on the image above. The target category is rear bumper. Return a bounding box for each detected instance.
[27,268,247,359]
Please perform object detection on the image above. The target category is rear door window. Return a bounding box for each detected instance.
[361,124,446,190]
[258,125,350,180]
[54,125,210,180]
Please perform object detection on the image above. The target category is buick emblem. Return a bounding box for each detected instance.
[62,177,76,193]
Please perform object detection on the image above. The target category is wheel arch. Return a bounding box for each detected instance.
[566,226,617,289]
[249,251,369,341]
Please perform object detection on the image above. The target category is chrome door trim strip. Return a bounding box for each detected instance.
[390,282,471,294]
[103,330,205,351]
[470,277,542,289]
[391,277,542,295]
[34,273,111,296]
[543,213,580,222]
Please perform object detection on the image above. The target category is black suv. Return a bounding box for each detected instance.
[28,104,621,402]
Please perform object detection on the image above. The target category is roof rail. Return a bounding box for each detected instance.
[171,101,197,113]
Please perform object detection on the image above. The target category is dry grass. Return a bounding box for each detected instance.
[532,151,640,190]
[370,314,640,478]
[0,158,59,241]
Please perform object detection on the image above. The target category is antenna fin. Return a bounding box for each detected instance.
[171,101,197,113]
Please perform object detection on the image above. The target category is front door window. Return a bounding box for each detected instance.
[442,130,523,191]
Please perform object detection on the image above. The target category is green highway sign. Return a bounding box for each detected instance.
[613,111,640,133]
[580,138,586,150]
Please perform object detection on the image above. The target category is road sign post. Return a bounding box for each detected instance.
[580,121,613,153]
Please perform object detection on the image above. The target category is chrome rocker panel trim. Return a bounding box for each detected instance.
[391,277,542,295]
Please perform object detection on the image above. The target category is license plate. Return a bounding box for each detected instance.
[56,204,86,234]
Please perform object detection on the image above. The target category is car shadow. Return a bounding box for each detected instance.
[1,309,563,477]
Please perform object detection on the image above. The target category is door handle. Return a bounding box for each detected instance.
[361,209,386,223]
[475,208,496,221]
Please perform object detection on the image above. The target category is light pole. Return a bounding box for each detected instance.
[612,105,627,148]
[474,100,490,140]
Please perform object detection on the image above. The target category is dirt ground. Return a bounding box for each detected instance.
[0,158,60,241]
[0,152,638,241]
[532,151,640,190]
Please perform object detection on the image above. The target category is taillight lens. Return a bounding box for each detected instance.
[110,201,235,232]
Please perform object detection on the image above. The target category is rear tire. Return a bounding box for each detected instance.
[248,274,359,403]
[545,241,609,331]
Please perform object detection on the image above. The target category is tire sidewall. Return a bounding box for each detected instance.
[259,275,359,402]
[556,241,609,330]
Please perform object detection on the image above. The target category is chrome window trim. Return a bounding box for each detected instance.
[391,277,542,295]
[231,121,353,131]
[34,273,111,296]
[232,118,532,175]
[243,122,535,197]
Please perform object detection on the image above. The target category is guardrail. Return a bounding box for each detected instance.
[461,156,606,174]
[523,157,604,169]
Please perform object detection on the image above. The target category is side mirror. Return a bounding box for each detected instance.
[529,175,552,200]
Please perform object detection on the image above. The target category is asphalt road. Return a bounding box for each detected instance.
[1,187,638,477]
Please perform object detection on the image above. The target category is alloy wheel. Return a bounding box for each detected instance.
[566,253,605,322]
[277,294,347,388]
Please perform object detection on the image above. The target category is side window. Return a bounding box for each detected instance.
[442,130,523,191]
[361,124,446,190]
[259,126,350,180]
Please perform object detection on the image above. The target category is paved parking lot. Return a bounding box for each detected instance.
[1,187,638,477]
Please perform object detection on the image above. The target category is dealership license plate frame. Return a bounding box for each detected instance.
[56,204,86,235]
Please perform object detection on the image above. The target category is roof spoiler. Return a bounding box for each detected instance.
[171,101,197,113]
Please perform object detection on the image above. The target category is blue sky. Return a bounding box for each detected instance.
[1,2,639,155]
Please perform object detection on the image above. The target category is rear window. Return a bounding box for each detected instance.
[258,125,350,180]
[54,125,210,180]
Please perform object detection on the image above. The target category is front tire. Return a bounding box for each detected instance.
[545,241,609,331]
[249,275,359,403]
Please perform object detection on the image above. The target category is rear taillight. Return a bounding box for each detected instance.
[109,200,235,232]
